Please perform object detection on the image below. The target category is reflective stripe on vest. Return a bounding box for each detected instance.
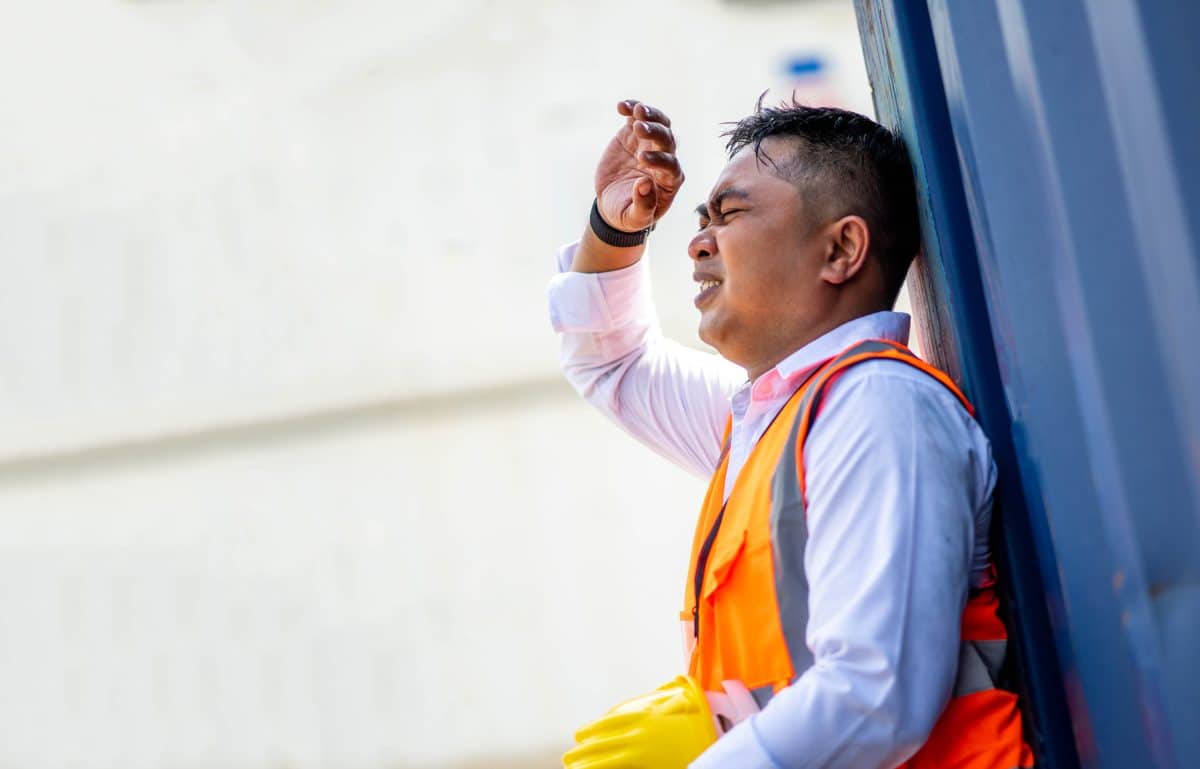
[683,339,1035,769]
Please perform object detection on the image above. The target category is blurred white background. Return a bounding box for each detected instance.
[0,1,872,766]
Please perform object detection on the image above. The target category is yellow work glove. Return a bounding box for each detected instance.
[562,675,718,769]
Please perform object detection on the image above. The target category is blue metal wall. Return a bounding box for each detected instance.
[853,2,1200,768]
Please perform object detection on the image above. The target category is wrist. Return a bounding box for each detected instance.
[571,227,645,273]
[590,199,655,247]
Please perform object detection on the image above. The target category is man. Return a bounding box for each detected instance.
[550,98,1033,768]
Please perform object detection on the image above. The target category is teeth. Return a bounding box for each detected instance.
[699,280,721,291]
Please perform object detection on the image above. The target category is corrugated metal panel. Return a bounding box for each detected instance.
[854,1,1200,768]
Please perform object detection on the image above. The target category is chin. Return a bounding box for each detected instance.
[697,318,750,368]
[696,318,727,356]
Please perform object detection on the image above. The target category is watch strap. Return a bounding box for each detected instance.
[590,199,654,248]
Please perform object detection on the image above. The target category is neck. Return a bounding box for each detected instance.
[743,304,888,381]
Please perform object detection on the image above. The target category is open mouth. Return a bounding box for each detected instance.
[694,278,722,307]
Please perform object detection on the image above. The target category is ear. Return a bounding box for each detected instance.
[819,215,870,286]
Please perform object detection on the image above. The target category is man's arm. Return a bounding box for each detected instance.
[550,100,744,476]
[692,364,988,768]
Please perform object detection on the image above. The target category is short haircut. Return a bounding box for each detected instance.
[723,98,920,304]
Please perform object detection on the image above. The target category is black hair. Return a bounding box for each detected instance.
[722,97,920,304]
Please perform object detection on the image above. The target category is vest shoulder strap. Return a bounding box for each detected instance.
[786,339,975,501]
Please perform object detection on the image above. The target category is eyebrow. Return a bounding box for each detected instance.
[695,187,752,218]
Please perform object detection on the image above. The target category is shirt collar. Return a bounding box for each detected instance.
[749,311,912,401]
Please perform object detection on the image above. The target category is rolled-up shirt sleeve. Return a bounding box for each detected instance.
[691,365,981,769]
[548,241,743,478]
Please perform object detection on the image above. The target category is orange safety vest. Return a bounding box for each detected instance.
[681,339,1035,769]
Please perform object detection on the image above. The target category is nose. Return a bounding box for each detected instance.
[688,229,715,262]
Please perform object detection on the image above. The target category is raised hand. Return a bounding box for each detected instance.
[594,100,685,233]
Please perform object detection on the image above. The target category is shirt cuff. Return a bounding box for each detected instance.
[689,716,784,769]
[547,241,654,333]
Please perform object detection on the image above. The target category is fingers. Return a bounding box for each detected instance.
[623,104,680,191]
[616,99,672,128]
[635,101,671,127]
[638,150,683,189]
[630,176,658,218]
[605,99,682,222]
[633,119,675,153]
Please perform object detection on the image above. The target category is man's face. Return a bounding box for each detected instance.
[689,138,829,374]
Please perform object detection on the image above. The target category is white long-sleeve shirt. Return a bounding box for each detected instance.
[548,242,997,769]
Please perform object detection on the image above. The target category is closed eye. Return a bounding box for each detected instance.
[697,209,746,230]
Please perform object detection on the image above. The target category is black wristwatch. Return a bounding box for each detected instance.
[590,199,655,248]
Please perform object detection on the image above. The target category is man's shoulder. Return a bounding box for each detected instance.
[807,354,981,441]
[798,354,994,485]
[823,354,967,406]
